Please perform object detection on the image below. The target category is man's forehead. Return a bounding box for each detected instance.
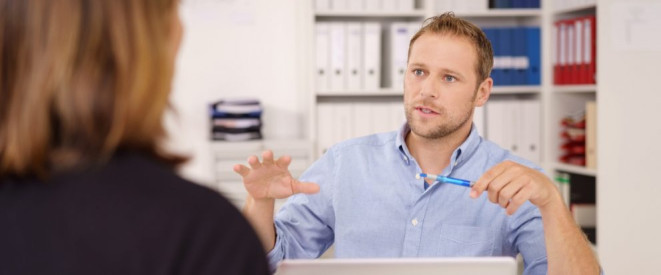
[409,33,477,70]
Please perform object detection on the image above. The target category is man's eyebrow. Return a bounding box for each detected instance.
[439,68,465,78]
[409,62,466,78]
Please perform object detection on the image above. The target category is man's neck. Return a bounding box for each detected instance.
[405,124,472,176]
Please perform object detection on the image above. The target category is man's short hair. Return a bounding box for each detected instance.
[408,12,494,84]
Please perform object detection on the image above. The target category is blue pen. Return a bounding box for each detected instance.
[416,173,475,187]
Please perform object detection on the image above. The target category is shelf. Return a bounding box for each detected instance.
[553,85,597,94]
[315,10,425,18]
[491,85,541,94]
[317,89,403,97]
[552,162,597,177]
[316,86,539,97]
[455,9,541,18]
[554,3,596,15]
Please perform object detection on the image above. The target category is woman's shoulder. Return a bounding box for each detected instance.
[99,151,237,214]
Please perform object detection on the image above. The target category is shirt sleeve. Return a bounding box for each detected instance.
[266,148,338,271]
[507,202,548,275]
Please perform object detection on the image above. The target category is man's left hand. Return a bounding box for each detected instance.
[470,160,561,215]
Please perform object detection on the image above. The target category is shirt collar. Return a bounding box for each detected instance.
[395,122,482,169]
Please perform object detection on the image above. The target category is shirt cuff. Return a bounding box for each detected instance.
[267,230,285,273]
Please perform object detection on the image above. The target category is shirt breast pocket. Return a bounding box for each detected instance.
[437,224,495,256]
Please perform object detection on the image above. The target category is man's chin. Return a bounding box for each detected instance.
[409,126,449,140]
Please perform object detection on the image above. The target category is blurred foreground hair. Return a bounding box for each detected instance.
[0,0,185,178]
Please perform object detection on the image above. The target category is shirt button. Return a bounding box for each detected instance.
[411,218,419,226]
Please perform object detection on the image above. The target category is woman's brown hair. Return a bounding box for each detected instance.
[0,0,185,178]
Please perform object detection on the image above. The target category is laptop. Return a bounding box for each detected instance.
[274,257,517,275]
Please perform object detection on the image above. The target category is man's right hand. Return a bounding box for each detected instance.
[233,150,320,200]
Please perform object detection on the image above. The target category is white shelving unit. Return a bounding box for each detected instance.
[308,0,600,246]
[543,0,598,250]
[454,9,541,17]
[553,84,597,93]
[308,1,549,159]
[544,2,597,173]
[552,162,597,177]
[315,10,427,17]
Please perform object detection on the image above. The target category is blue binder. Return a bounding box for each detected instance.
[512,0,525,8]
[495,0,512,8]
[512,27,527,85]
[498,28,513,86]
[529,0,540,8]
[526,27,541,85]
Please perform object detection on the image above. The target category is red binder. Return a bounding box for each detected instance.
[586,15,596,84]
[553,22,561,84]
[567,19,578,84]
[558,20,568,85]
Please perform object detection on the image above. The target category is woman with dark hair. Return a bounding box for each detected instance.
[0,0,269,274]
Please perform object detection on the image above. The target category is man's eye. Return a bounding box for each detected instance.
[444,75,456,82]
[413,69,424,76]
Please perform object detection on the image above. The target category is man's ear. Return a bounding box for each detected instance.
[475,77,492,107]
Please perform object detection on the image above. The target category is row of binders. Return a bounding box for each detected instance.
[314,0,416,12]
[553,15,596,85]
[482,26,541,86]
[315,98,540,165]
[316,101,406,156]
[315,21,420,92]
[209,98,263,142]
[484,97,541,164]
[435,0,539,12]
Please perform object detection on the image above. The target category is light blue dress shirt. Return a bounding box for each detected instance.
[268,124,548,275]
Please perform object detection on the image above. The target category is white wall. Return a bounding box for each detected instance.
[597,0,661,273]
[165,0,310,185]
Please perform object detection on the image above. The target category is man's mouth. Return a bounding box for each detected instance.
[416,106,439,115]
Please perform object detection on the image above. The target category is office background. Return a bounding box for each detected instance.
[165,0,661,273]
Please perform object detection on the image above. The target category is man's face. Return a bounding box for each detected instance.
[404,33,487,140]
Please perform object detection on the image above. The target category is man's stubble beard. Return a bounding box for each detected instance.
[405,103,474,140]
[404,88,478,140]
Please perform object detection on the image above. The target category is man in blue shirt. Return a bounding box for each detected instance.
[235,12,600,275]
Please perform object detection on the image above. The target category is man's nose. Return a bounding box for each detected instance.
[420,77,440,98]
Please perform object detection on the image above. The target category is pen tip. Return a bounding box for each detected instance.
[415,173,421,180]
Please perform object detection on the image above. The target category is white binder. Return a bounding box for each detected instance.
[575,19,584,80]
[485,100,507,150]
[317,103,334,156]
[519,99,541,164]
[315,0,330,11]
[363,22,381,90]
[315,23,331,91]
[382,0,397,10]
[473,106,485,136]
[352,102,374,138]
[365,0,381,10]
[372,103,393,133]
[329,22,347,91]
[390,101,406,130]
[334,103,355,143]
[346,23,363,90]
[389,22,410,90]
[398,0,415,10]
[348,0,364,11]
[331,0,349,11]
